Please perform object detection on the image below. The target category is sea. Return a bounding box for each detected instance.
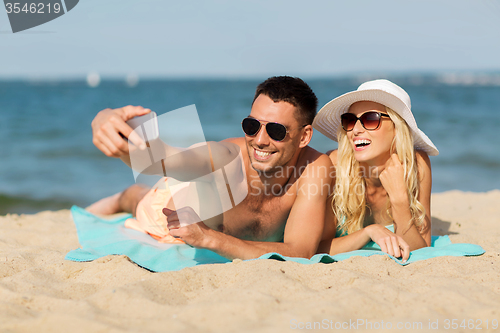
[1,75,499,214]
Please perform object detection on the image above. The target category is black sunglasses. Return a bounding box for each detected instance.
[341,111,390,132]
[241,117,304,142]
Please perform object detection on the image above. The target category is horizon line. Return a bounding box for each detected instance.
[1,70,500,82]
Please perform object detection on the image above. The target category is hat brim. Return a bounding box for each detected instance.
[312,89,439,156]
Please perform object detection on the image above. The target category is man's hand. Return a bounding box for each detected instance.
[163,207,213,248]
[92,105,150,157]
[365,224,410,262]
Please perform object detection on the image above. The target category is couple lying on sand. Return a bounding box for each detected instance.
[88,76,438,263]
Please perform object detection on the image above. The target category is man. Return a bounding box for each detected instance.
[89,76,333,260]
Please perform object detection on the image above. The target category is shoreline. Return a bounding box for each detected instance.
[1,190,499,332]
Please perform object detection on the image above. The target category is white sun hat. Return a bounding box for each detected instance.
[312,79,439,156]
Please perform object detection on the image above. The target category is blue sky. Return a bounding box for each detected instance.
[1,0,500,78]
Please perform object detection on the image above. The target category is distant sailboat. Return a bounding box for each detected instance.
[86,72,101,88]
[126,74,140,88]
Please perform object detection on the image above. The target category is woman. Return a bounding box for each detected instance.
[313,79,439,262]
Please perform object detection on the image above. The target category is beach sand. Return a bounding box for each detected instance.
[1,190,499,333]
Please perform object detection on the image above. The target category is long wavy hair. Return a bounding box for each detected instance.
[333,106,426,235]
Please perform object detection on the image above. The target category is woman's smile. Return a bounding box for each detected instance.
[353,138,372,151]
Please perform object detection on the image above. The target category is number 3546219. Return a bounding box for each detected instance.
[443,319,498,330]
[5,2,61,14]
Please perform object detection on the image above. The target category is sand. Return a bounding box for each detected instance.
[1,190,499,333]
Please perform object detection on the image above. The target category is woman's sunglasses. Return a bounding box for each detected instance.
[340,111,390,132]
[242,117,303,142]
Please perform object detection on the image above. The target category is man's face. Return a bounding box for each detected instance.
[244,94,304,174]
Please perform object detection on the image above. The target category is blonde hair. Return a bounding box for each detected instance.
[333,106,426,235]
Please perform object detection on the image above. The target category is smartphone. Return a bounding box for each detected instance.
[125,111,159,142]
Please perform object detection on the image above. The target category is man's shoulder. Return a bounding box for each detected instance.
[300,146,333,168]
[294,147,333,200]
[211,137,247,155]
[326,149,338,166]
[297,146,333,182]
[222,137,246,148]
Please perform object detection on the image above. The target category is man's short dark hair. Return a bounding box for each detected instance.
[252,76,318,125]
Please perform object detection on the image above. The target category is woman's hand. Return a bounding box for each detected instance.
[92,105,150,157]
[365,224,410,262]
[379,154,409,205]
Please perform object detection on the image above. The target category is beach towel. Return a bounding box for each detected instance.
[65,206,485,272]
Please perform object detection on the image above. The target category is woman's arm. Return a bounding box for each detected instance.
[318,149,410,261]
[317,203,370,254]
[319,218,411,262]
[380,152,431,250]
[416,151,432,246]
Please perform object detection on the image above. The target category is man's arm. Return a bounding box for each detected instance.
[165,153,333,260]
[91,105,241,181]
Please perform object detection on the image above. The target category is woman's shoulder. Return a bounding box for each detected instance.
[326,149,338,165]
[415,149,432,180]
[415,150,431,168]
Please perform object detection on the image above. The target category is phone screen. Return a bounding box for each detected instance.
[125,112,159,142]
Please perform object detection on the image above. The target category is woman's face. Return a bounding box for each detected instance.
[345,101,395,166]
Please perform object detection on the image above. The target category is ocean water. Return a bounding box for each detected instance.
[1,76,499,214]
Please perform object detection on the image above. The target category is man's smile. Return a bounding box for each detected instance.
[253,148,276,161]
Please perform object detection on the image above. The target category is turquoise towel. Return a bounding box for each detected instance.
[65,206,485,272]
